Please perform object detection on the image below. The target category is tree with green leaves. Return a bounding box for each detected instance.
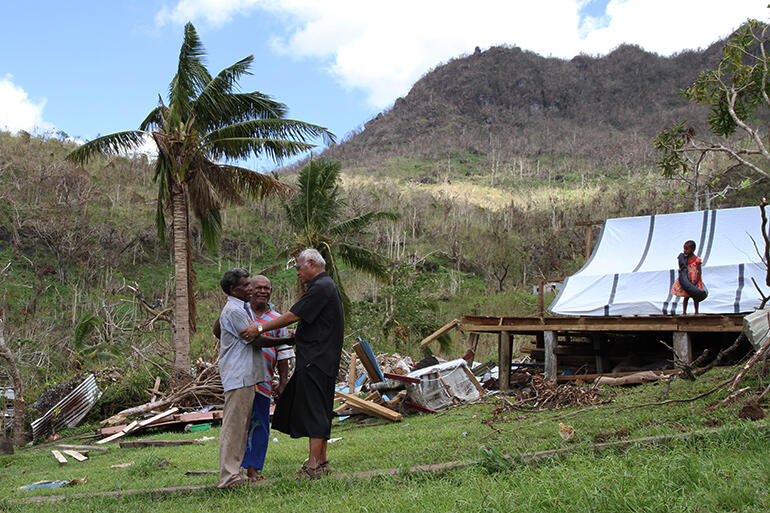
[67,23,334,383]
[655,20,769,207]
[285,159,398,313]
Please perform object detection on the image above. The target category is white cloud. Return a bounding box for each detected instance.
[0,75,54,134]
[155,0,769,109]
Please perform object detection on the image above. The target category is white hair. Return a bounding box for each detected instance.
[298,248,326,267]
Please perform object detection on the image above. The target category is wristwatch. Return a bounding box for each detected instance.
[257,325,264,335]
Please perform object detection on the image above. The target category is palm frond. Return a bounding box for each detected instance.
[331,211,400,236]
[73,313,101,349]
[205,137,316,163]
[286,159,343,234]
[198,208,222,253]
[153,156,173,246]
[196,92,288,133]
[214,164,294,201]
[186,163,222,222]
[169,22,211,121]
[204,118,333,147]
[66,130,148,165]
[139,106,167,131]
[336,243,391,281]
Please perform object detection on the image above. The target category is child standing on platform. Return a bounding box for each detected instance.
[670,240,705,314]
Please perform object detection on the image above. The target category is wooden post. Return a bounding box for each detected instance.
[593,336,603,374]
[673,332,692,364]
[348,354,357,393]
[537,280,545,317]
[498,332,512,391]
[544,331,557,382]
[584,224,593,261]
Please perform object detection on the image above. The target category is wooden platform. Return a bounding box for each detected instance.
[461,314,745,390]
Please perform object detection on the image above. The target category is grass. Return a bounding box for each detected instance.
[1,367,768,512]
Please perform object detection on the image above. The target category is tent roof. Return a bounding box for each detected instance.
[549,206,766,316]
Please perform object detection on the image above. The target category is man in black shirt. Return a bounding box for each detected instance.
[240,248,344,479]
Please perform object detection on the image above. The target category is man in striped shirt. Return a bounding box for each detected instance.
[214,274,294,482]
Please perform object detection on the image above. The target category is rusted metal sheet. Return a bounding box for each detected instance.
[31,374,101,439]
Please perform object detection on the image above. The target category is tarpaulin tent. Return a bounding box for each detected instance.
[549,206,766,316]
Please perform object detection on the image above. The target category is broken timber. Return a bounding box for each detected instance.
[419,319,459,347]
[61,450,88,462]
[51,450,68,465]
[96,407,179,443]
[335,392,402,422]
[97,408,212,436]
[119,439,208,448]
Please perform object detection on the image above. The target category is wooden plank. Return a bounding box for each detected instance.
[96,420,138,445]
[544,331,557,382]
[404,401,438,414]
[348,353,357,393]
[150,376,161,403]
[119,439,204,448]
[460,365,485,397]
[556,368,681,382]
[136,407,179,429]
[51,450,68,465]
[61,450,88,462]
[335,392,402,422]
[97,409,215,436]
[55,444,109,452]
[420,319,459,347]
[382,372,421,384]
[386,390,407,407]
[352,342,383,383]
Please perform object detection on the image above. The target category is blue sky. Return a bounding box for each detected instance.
[1,1,766,171]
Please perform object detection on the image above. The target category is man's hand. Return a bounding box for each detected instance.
[240,318,262,340]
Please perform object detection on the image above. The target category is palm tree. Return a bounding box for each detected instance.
[67,23,334,383]
[286,159,398,312]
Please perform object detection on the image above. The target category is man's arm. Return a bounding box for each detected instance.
[240,311,300,340]
[213,314,221,339]
[275,358,290,396]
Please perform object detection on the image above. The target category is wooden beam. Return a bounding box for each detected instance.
[96,420,138,445]
[348,353,357,393]
[461,314,744,333]
[119,439,205,448]
[61,450,88,462]
[150,376,161,403]
[55,444,108,452]
[51,450,68,465]
[460,365,485,397]
[335,392,402,422]
[544,331,557,382]
[498,332,512,391]
[382,372,421,384]
[352,341,383,383]
[419,319,459,347]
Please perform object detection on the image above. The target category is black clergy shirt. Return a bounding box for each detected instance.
[289,272,345,377]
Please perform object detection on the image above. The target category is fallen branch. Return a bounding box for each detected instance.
[617,377,732,411]
[728,337,770,393]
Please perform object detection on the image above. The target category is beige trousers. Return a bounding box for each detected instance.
[217,385,255,488]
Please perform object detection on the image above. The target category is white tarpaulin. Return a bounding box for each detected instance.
[550,206,766,316]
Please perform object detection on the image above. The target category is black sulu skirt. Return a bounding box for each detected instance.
[272,364,335,439]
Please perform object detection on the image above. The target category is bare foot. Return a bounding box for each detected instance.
[246,467,266,483]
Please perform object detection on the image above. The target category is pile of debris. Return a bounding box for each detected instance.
[333,338,488,423]
[507,375,611,410]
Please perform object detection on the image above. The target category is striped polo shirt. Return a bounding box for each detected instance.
[254,308,294,398]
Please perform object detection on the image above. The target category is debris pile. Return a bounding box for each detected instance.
[502,375,611,410]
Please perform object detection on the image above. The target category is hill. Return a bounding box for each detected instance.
[324,41,724,172]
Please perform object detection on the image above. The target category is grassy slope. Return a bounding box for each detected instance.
[1,367,768,512]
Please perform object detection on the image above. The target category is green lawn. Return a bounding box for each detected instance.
[1,367,768,512]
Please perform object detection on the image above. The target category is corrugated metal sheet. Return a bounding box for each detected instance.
[31,374,102,439]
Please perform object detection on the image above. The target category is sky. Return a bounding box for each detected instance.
[1,0,767,171]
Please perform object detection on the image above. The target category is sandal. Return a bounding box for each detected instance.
[318,461,332,475]
[296,463,323,480]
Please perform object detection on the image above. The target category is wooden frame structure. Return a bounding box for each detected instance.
[461,314,745,390]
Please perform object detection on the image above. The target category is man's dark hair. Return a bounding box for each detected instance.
[221,268,249,295]
[685,240,696,251]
